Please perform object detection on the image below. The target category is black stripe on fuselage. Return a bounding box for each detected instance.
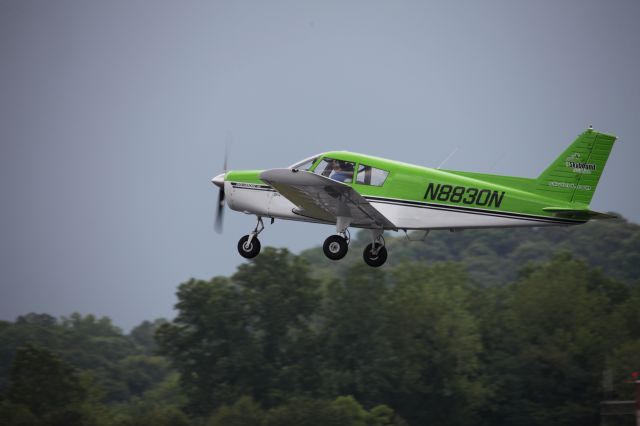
[363,195,586,225]
[230,182,275,192]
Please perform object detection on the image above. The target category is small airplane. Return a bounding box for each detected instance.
[212,127,617,267]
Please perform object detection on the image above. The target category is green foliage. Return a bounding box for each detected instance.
[158,219,638,425]
[0,313,180,426]
[118,355,170,396]
[208,396,265,426]
[206,395,404,426]
[317,264,395,405]
[2,216,639,426]
[381,263,488,425]
[474,255,636,426]
[264,398,351,426]
[5,344,87,423]
[129,319,167,354]
[113,405,190,426]
[0,401,39,426]
[301,216,640,285]
[157,248,321,415]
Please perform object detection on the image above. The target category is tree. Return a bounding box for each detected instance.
[0,401,38,426]
[118,355,171,396]
[479,255,626,426]
[5,344,87,422]
[208,396,265,426]
[381,263,488,425]
[129,319,167,354]
[116,405,191,426]
[157,275,254,415]
[264,398,352,426]
[232,248,322,405]
[317,263,395,406]
[157,248,320,416]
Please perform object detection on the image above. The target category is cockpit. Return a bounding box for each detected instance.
[288,153,389,186]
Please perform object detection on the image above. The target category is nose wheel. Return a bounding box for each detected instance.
[237,217,265,259]
[323,235,349,260]
[237,234,261,258]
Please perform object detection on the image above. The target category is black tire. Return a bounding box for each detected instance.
[323,235,348,260]
[363,243,387,267]
[237,235,261,259]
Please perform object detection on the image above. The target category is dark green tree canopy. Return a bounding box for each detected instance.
[5,344,86,418]
[1,217,638,426]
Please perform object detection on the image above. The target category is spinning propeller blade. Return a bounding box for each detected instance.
[212,138,231,233]
[214,186,225,233]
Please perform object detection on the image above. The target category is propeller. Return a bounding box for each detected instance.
[212,139,230,233]
[213,184,225,233]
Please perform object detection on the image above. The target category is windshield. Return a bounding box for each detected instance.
[288,154,322,171]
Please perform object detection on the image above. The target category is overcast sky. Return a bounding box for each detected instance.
[1,0,639,330]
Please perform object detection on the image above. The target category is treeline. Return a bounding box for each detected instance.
[1,218,639,425]
[300,216,640,285]
[157,250,639,426]
[0,314,184,425]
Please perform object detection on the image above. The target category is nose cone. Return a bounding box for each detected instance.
[211,173,225,188]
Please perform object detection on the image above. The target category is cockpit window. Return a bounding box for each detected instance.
[289,156,318,171]
[356,164,389,186]
[313,158,355,183]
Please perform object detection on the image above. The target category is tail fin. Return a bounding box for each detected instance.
[535,127,617,205]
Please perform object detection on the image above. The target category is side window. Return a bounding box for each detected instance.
[356,164,389,186]
[313,158,355,183]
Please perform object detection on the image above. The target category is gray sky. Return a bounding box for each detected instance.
[1,0,639,330]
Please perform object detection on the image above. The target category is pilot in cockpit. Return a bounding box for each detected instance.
[329,160,354,183]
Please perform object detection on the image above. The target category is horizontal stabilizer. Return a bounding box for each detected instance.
[542,207,617,220]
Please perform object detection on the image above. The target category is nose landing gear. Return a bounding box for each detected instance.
[238,235,261,258]
[237,217,265,259]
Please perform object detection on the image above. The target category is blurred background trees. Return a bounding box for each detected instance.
[0,218,638,425]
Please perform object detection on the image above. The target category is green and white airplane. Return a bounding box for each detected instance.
[212,127,617,267]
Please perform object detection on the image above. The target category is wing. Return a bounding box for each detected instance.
[260,169,397,230]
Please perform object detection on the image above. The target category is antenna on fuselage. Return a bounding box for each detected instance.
[436,146,459,169]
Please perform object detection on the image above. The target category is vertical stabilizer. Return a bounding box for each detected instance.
[534,128,616,205]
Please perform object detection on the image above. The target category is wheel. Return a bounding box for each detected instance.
[323,235,349,260]
[237,235,261,259]
[363,243,387,267]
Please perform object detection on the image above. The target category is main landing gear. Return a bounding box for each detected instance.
[363,229,387,268]
[237,217,265,259]
[322,216,351,261]
[323,234,349,260]
[237,216,388,267]
[321,218,388,267]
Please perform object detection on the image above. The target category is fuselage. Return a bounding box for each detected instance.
[222,151,586,231]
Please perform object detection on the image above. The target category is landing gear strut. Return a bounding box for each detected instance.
[237,217,265,259]
[322,216,351,261]
[363,229,387,267]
